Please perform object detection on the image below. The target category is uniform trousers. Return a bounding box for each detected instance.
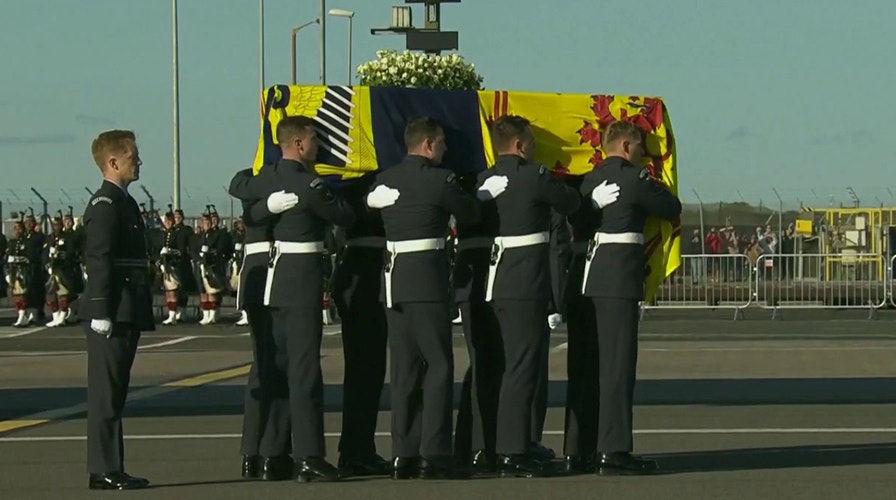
[455,300,503,455]
[269,306,325,458]
[531,321,550,443]
[337,294,388,458]
[562,293,599,457]
[240,304,291,458]
[84,322,140,474]
[386,302,454,458]
[493,299,549,455]
[592,297,640,453]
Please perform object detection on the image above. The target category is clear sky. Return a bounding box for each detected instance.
[1,0,894,216]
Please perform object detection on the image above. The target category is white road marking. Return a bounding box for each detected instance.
[0,327,49,338]
[5,427,896,443]
[138,336,198,350]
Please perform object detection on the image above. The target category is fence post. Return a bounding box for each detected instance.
[140,185,156,214]
[30,188,48,233]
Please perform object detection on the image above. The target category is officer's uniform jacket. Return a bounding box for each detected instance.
[476,155,580,303]
[80,180,155,331]
[370,155,480,306]
[578,156,681,300]
[230,159,355,309]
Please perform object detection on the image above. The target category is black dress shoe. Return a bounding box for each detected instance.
[88,472,150,490]
[295,457,342,482]
[527,442,556,462]
[597,452,659,476]
[562,454,597,475]
[419,456,470,480]
[338,454,391,477]
[242,455,261,479]
[391,457,420,480]
[261,456,294,481]
[497,454,554,478]
[471,449,497,474]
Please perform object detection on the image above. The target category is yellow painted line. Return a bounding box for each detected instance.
[0,419,50,434]
[162,364,251,388]
[0,363,252,436]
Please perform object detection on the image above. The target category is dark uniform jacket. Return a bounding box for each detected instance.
[229,159,355,309]
[579,156,681,300]
[228,168,276,309]
[371,155,480,305]
[451,171,494,305]
[477,155,580,303]
[80,180,155,330]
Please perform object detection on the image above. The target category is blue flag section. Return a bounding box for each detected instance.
[368,87,488,174]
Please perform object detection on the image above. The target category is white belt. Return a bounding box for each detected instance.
[263,240,325,305]
[455,237,493,252]
[383,237,445,308]
[243,241,271,255]
[581,231,644,294]
[346,236,386,248]
[485,231,550,302]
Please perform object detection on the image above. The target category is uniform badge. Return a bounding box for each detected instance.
[639,168,651,180]
[310,178,324,189]
[538,164,547,175]
[445,172,457,184]
[91,196,113,206]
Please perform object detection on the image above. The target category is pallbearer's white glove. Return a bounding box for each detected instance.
[90,318,112,338]
[366,185,401,209]
[591,180,621,209]
[477,175,509,201]
[267,190,299,214]
[547,313,563,330]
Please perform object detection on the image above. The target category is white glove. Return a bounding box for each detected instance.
[591,180,620,209]
[90,319,113,337]
[48,247,57,257]
[234,243,243,251]
[548,313,563,330]
[6,255,13,263]
[267,190,299,214]
[366,185,401,209]
[476,175,509,201]
[160,247,170,255]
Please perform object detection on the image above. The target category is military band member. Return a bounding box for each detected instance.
[194,207,230,325]
[365,117,485,480]
[578,120,680,475]
[159,208,192,325]
[330,173,390,476]
[229,219,249,326]
[474,115,580,478]
[81,129,154,490]
[452,171,503,473]
[231,115,355,482]
[229,168,297,481]
[0,230,7,298]
[44,213,84,327]
[8,219,33,327]
[23,211,47,324]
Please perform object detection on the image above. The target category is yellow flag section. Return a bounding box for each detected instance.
[476,90,680,302]
[252,85,681,301]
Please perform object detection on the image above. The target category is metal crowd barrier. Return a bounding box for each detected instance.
[641,254,753,320]
[645,252,891,319]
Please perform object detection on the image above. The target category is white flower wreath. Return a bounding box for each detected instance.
[357,49,484,90]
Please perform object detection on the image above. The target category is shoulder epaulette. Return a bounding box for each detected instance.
[91,196,113,206]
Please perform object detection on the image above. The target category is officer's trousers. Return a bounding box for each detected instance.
[386,302,453,458]
[562,294,599,457]
[269,306,326,458]
[338,295,388,458]
[84,322,140,474]
[493,299,548,456]
[240,304,291,458]
[455,300,503,456]
[592,297,639,453]
[531,321,550,443]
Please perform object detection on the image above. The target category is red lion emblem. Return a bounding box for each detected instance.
[576,95,674,183]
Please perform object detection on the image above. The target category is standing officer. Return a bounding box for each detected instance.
[229,168,299,481]
[560,174,618,474]
[330,173,390,476]
[230,115,355,482]
[476,115,580,478]
[579,120,681,475]
[365,116,496,480]
[451,171,503,473]
[81,130,154,490]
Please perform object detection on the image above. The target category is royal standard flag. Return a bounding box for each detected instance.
[252,85,680,301]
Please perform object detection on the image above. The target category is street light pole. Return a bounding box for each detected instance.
[292,19,320,84]
[259,0,265,91]
[328,8,355,84]
[172,0,181,210]
[320,0,327,84]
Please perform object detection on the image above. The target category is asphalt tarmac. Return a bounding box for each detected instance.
[2,307,896,499]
